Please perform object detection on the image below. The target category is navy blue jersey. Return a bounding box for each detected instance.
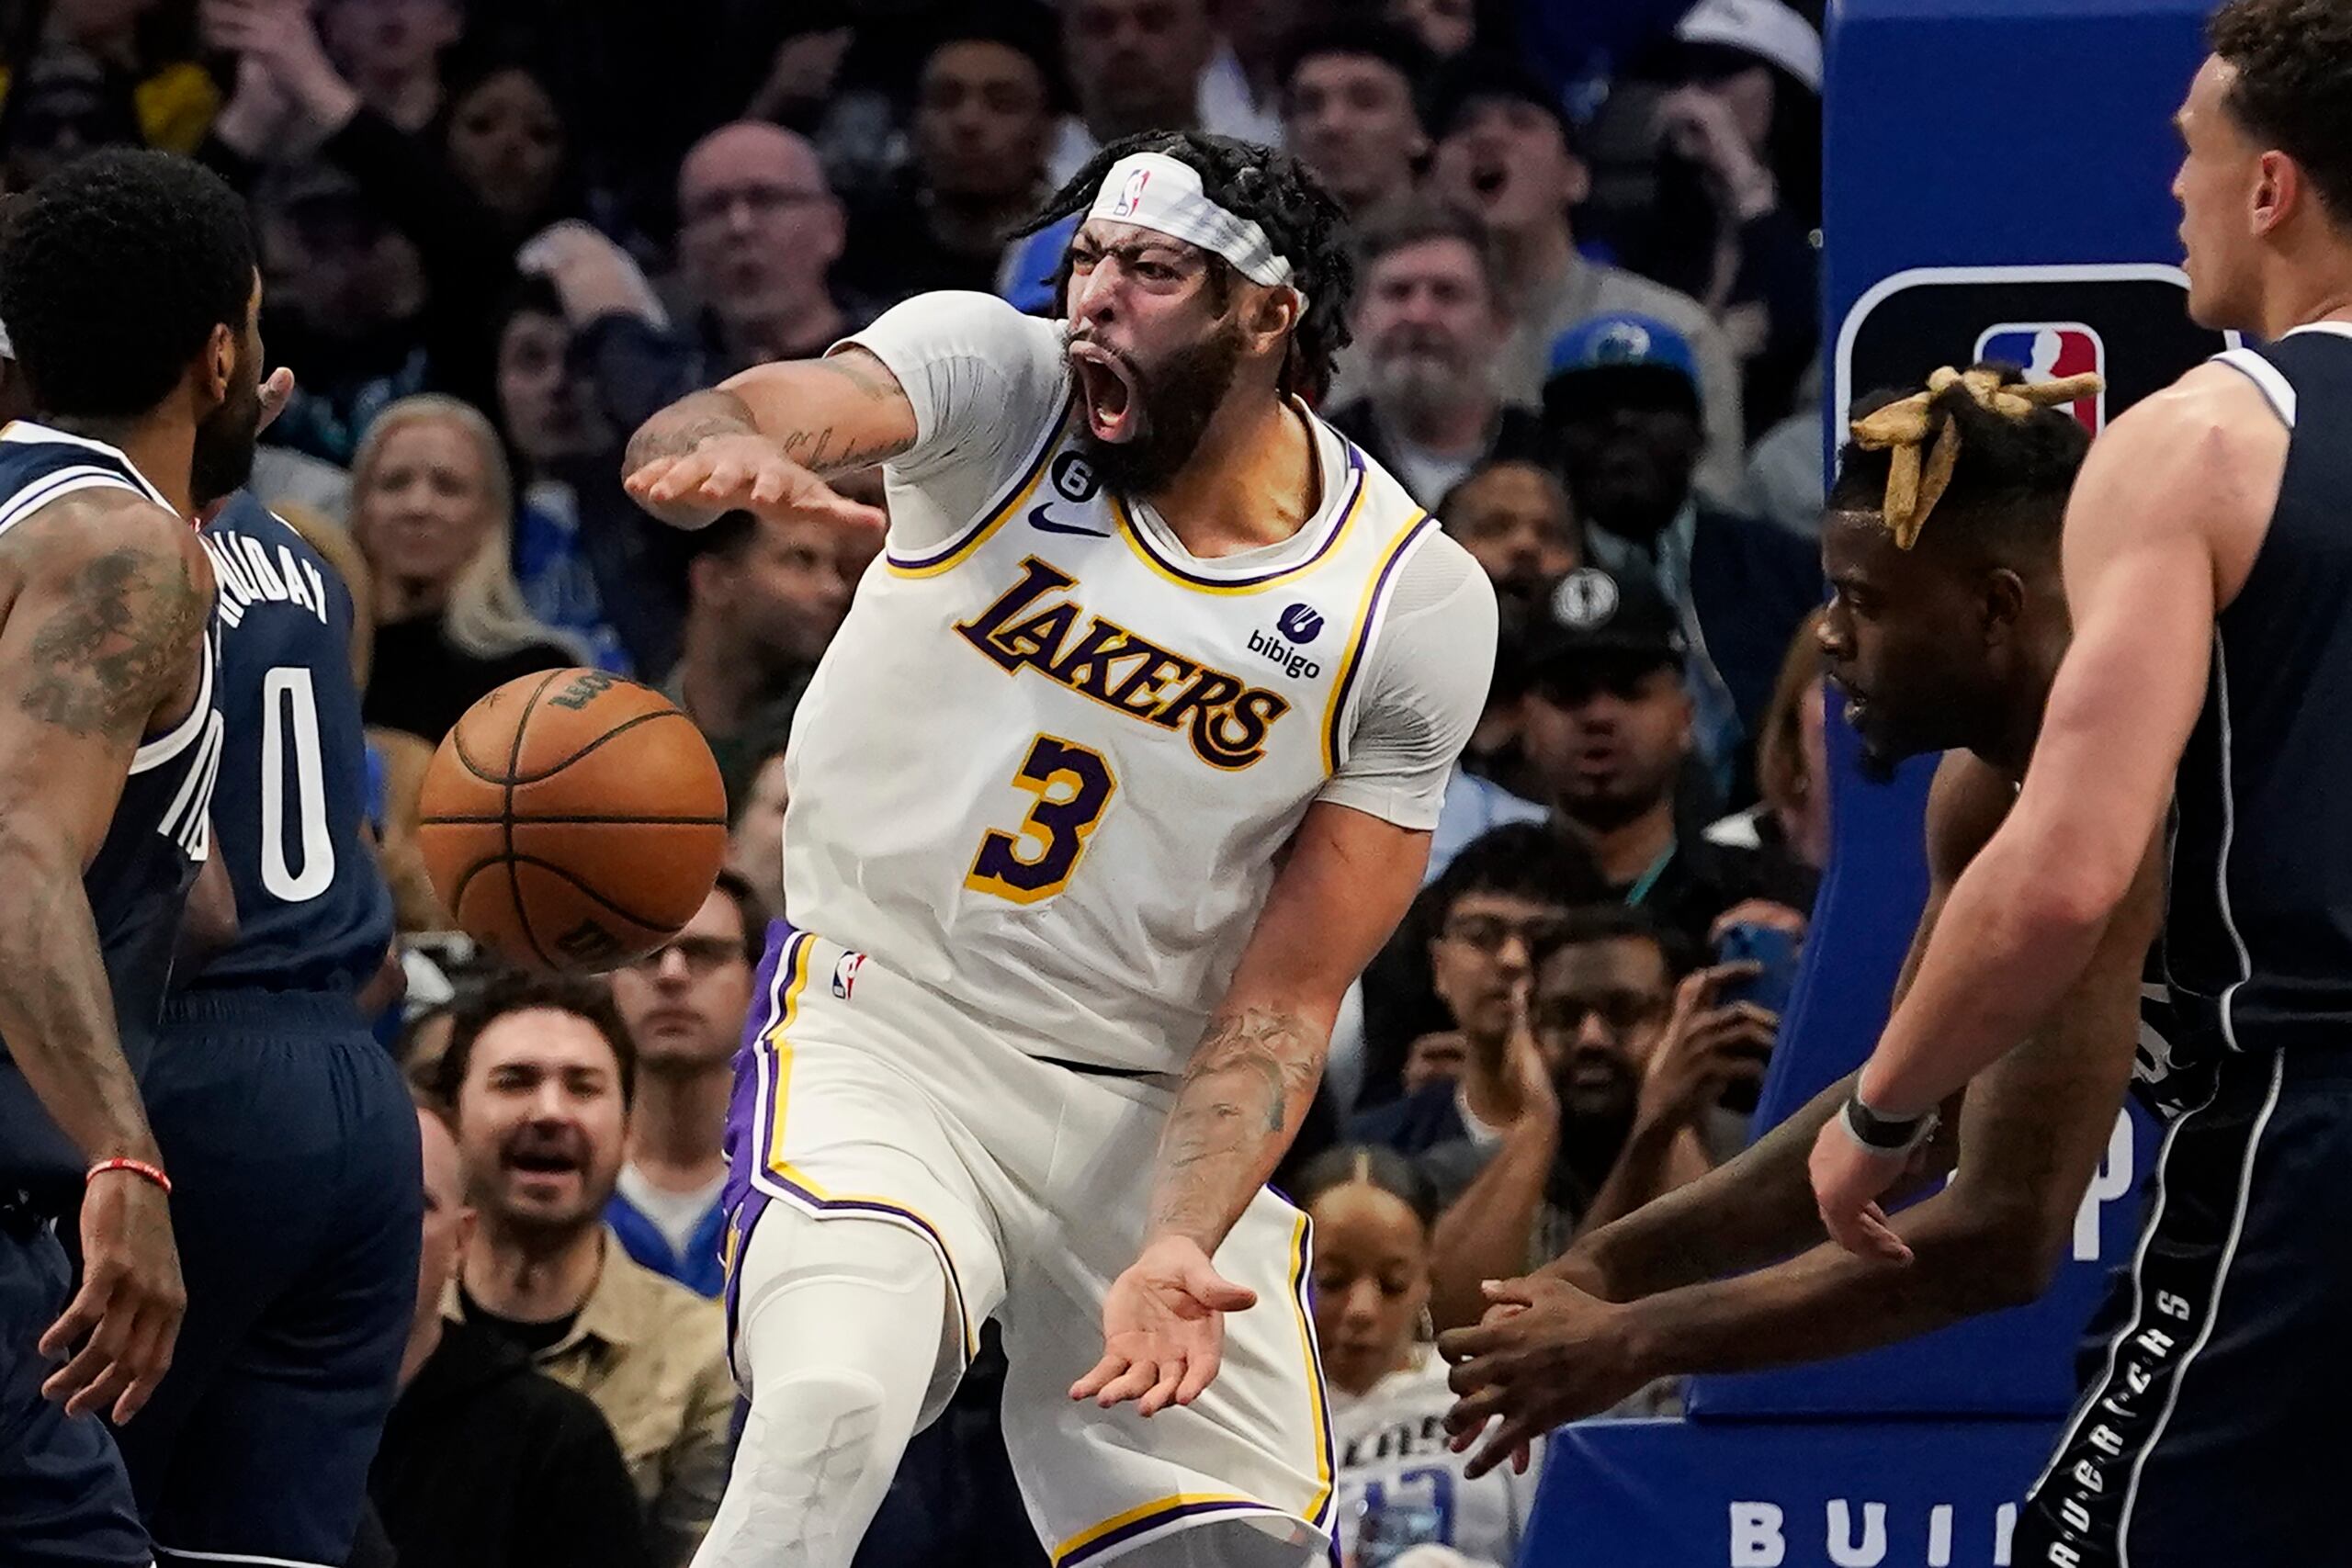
[2166,328,2352,1058]
[190,492,391,995]
[0,423,221,1198]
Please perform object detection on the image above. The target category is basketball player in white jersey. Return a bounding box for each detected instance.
[623,131,1497,1567]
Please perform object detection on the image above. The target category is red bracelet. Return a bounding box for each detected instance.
[86,1157,171,1195]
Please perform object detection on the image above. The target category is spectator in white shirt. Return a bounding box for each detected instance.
[1303,1145,1542,1568]
[1329,201,1549,512]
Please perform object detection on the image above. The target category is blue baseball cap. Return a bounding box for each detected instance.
[1546,312,1700,386]
[1543,312,1702,421]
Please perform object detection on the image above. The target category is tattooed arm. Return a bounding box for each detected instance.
[1073,802,1433,1415]
[0,490,214,1423]
[621,348,915,532]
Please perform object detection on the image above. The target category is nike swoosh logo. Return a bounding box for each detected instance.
[1028,504,1110,537]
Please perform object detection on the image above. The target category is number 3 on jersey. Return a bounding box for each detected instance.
[966,734,1116,905]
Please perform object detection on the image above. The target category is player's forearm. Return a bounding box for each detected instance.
[624,389,760,529]
[1611,1184,2058,1382]
[1429,1113,1557,1330]
[1145,1004,1328,1255]
[0,829,157,1164]
[1858,829,2113,1121]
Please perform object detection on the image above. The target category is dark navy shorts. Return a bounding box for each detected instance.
[2018,1047,2352,1566]
[0,1199,147,1566]
[114,988,421,1568]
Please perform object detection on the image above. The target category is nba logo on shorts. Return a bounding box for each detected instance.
[1973,322,2108,431]
[831,952,866,1001]
[1111,168,1149,219]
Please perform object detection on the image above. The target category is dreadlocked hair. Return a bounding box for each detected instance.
[1828,363,2094,561]
[1012,130,1354,402]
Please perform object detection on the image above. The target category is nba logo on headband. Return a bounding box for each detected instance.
[1086,152,1303,302]
[1112,168,1150,220]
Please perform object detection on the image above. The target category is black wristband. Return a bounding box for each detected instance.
[1841,1093,1937,1155]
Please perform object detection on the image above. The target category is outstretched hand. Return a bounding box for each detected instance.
[1071,1236,1258,1417]
[624,434,885,534]
[1807,1114,1919,1264]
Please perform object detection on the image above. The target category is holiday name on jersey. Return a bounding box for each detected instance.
[956,556,1291,770]
[200,526,332,630]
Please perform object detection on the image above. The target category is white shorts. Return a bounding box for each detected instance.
[722,924,1339,1566]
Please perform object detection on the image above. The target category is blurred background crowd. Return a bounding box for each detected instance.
[0,0,1837,1562]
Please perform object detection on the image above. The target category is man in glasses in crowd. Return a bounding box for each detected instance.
[607,872,769,1297]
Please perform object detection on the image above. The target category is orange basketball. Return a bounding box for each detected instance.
[415,669,729,973]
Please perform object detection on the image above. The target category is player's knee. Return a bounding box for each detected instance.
[733,1211,959,1420]
[741,1364,896,1485]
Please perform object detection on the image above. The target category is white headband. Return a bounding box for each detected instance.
[1085,152,1302,302]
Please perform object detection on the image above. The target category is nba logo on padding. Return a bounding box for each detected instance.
[1973,322,2107,430]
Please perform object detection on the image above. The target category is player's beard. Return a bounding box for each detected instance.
[1070,320,1248,498]
[190,360,265,510]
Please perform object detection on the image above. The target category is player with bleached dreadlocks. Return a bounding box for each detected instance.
[1437,364,2169,1480]
[1815,362,2094,781]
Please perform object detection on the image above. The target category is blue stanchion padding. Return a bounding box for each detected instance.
[1820,0,2210,282]
[1525,1416,2055,1568]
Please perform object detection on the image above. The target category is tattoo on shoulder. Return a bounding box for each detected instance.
[14,524,202,740]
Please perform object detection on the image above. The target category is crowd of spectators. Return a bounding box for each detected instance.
[0,0,1834,1562]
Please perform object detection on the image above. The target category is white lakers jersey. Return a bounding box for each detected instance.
[782,292,1495,1074]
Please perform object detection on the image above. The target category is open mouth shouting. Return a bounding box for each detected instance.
[502,1128,589,1201]
[1068,339,1146,445]
[1467,155,1511,204]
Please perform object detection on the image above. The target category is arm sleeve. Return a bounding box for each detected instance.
[1317,536,1498,830]
[835,291,1071,549]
